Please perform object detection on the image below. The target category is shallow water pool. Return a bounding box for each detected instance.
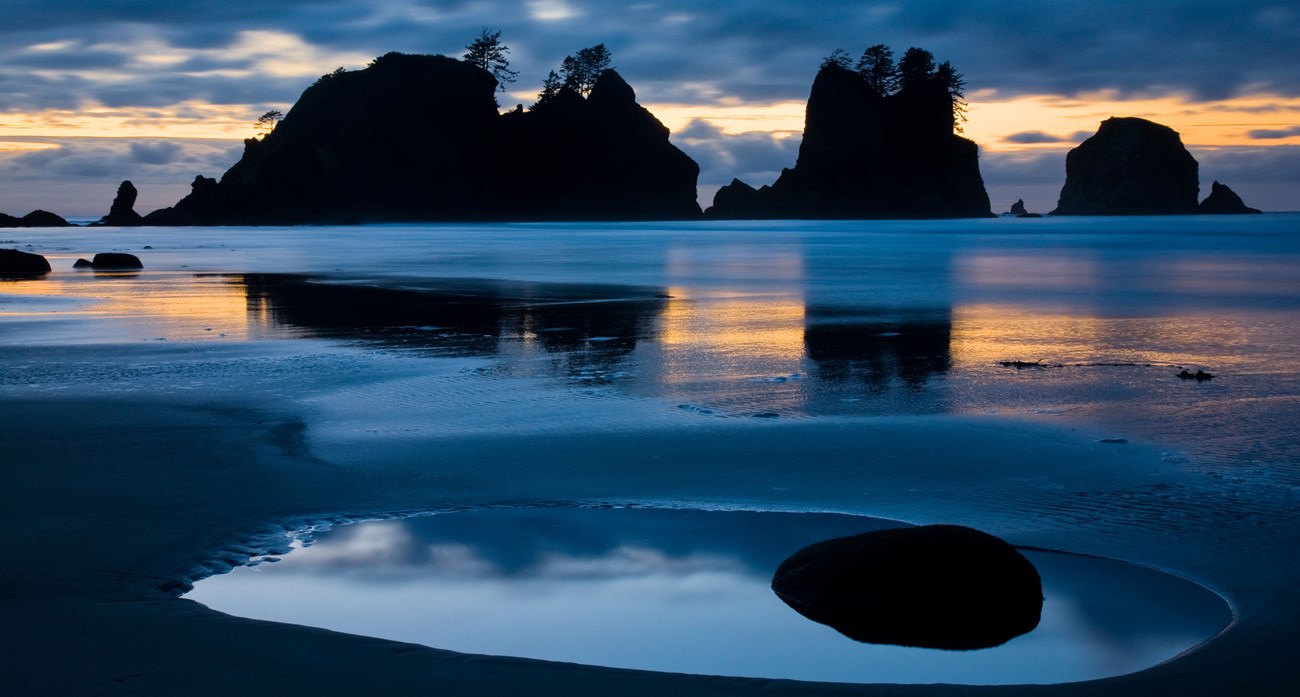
[187,507,1231,685]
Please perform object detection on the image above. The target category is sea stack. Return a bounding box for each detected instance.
[1199,181,1262,214]
[706,62,992,219]
[97,180,145,226]
[1051,117,1200,215]
[143,53,700,224]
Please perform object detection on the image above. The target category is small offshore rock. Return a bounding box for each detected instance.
[91,252,144,269]
[0,248,52,275]
[1198,181,1262,215]
[1177,369,1214,381]
[73,258,94,269]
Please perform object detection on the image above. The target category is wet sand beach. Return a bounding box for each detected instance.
[2,219,1298,694]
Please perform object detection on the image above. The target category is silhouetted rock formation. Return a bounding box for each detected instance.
[88,252,143,270]
[1199,181,1261,214]
[1052,117,1200,215]
[497,69,700,220]
[1004,198,1042,218]
[771,524,1042,650]
[73,258,93,269]
[0,210,72,227]
[96,180,144,226]
[706,64,991,219]
[142,176,220,226]
[0,248,51,275]
[145,53,699,224]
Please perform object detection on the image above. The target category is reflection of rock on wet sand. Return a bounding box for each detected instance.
[804,307,952,388]
[238,274,666,378]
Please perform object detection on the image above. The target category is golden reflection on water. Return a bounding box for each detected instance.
[0,269,264,342]
[657,289,807,382]
[950,303,1285,373]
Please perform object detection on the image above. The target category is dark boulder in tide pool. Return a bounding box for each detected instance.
[771,524,1043,650]
[89,252,143,270]
[0,248,52,275]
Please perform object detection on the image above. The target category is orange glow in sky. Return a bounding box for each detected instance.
[5,92,1299,152]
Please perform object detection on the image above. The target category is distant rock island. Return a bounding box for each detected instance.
[1052,117,1261,215]
[0,210,71,228]
[143,51,700,225]
[707,46,992,219]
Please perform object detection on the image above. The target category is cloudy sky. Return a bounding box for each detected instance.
[2,0,1298,216]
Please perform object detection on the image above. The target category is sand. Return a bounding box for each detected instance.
[2,391,1294,696]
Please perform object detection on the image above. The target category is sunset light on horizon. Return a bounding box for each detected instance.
[2,2,1298,215]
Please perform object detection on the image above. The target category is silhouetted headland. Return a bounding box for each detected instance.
[0,210,71,228]
[771,524,1043,650]
[1052,117,1262,215]
[707,46,993,220]
[143,52,700,225]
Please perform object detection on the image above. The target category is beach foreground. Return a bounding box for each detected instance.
[2,219,1298,694]
[2,394,1294,695]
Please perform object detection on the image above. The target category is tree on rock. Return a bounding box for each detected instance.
[935,61,968,132]
[821,49,853,70]
[254,110,283,139]
[463,28,518,92]
[855,44,898,96]
[898,47,937,90]
[562,44,613,97]
[534,44,615,105]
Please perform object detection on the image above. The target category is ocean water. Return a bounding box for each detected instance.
[3,215,1298,684]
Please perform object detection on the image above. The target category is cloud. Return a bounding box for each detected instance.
[129,141,183,164]
[671,118,801,193]
[0,137,242,215]
[1248,126,1300,140]
[2,1,1299,114]
[1193,144,1300,183]
[1003,131,1066,144]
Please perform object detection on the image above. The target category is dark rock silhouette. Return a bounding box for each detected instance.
[0,248,52,275]
[144,53,699,224]
[496,69,701,220]
[1052,117,1200,215]
[1198,181,1261,214]
[1006,198,1042,218]
[706,64,992,219]
[89,252,143,269]
[96,180,145,226]
[0,210,72,227]
[73,258,94,269]
[771,524,1042,650]
[142,176,220,226]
